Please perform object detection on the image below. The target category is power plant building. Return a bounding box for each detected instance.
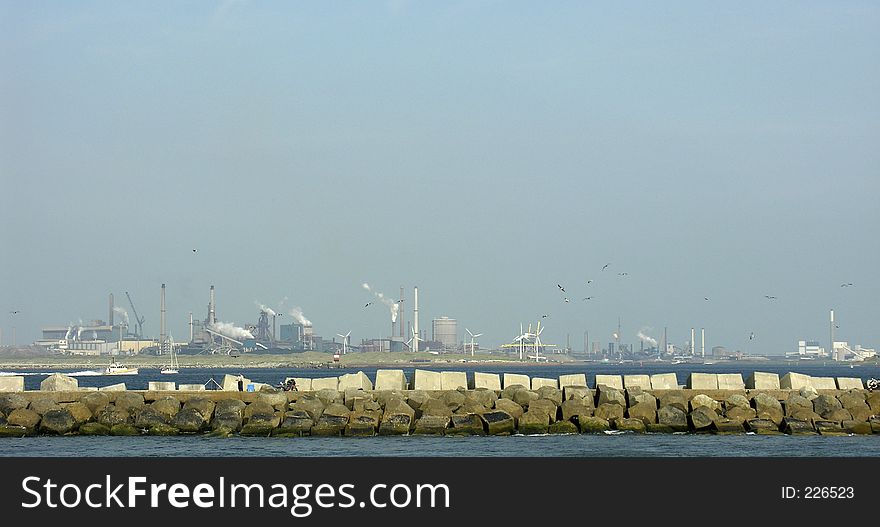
[432,316,457,350]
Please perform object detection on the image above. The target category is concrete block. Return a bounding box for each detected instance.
[311,377,340,391]
[472,372,501,391]
[0,376,24,392]
[178,384,206,391]
[717,373,745,390]
[40,374,78,392]
[503,373,530,390]
[414,370,442,391]
[374,370,407,391]
[148,382,176,391]
[687,373,718,390]
[531,377,558,390]
[780,372,813,390]
[99,383,126,392]
[558,374,587,389]
[836,377,864,390]
[624,375,651,390]
[746,372,780,390]
[650,373,678,390]
[811,377,837,390]
[594,375,623,390]
[221,374,252,391]
[338,372,373,391]
[440,371,467,391]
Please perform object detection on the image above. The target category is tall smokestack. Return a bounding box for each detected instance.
[413,286,419,353]
[189,312,194,343]
[830,309,835,359]
[399,286,405,339]
[160,283,166,355]
[701,328,705,358]
[209,285,216,326]
[691,328,695,356]
[109,293,114,326]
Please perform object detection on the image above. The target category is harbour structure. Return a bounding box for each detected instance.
[432,316,457,351]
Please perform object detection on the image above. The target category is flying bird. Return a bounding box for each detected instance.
[557,284,566,293]
[363,302,372,308]
[192,249,198,253]
[618,272,628,276]
[9,310,19,315]
[704,297,710,301]
[564,297,570,303]
[841,283,854,287]
[764,295,777,300]
[582,297,594,301]
[586,279,593,284]
[541,314,549,318]
[749,332,755,341]
[602,264,610,271]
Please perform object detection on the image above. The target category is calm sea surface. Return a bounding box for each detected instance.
[2,362,877,457]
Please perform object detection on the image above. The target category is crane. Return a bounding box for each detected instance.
[125,291,145,339]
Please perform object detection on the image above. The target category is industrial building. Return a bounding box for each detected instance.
[432,316,457,351]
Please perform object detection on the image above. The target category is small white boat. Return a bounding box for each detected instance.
[160,336,179,374]
[103,362,139,375]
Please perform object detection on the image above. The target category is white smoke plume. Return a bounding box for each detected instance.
[254,301,277,317]
[210,321,254,340]
[289,306,311,326]
[112,306,130,325]
[362,282,399,323]
[637,328,658,347]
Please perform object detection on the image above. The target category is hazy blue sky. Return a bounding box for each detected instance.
[2,2,878,355]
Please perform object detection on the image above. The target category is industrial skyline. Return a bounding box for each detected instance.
[1,3,877,354]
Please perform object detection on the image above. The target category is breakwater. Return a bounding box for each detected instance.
[1,370,878,437]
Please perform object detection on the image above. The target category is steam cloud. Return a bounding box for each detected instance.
[289,306,311,326]
[211,321,254,340]
[362,282,399,323]
[112,306,130,325]
[254,301,277,317]
[637,328,658,347]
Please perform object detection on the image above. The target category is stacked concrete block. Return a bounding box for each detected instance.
[440,372,467,391]
[686,373,718,390]
[780,372,812,390]
[650,373,678,390]
[311,377,340,391]
[746,372,780,390]
[472,372,501,391]
[623,375,651,390]
[374,370,407,391]
[717,373,745,390]
[531,377,558,390]
[503,373,530,389]
[414,370,442,391]
[558,374,587,389]
[594,375,623,390]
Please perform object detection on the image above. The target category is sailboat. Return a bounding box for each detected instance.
[160,336,179,374]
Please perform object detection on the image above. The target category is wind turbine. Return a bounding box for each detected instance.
[336,331,351,355]
[465,328,483,356]
[529,321,545,362]
[513,323,534,361]
[407,326,422,353]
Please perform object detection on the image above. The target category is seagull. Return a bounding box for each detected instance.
[564,297,570,303]
[764,295,777,300]
[704,297,710,301]
[363,302,372,308]
[9,310,19,315]
[192,249,198,253]
[602,264,610,271]
[557,284,566,293]
[541,314,549,318]
[582,297,594,301]
[618,272,628,276]
[749,332,755,341]
[586,279,593,284]
[841,283,854,287]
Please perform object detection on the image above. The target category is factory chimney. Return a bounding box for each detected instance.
[160,283,166,355]
[109,293,114,326]
[189,312,194,343]
[830,309,835,359]
[209,285,216,326]
[701,328,705,358]
[691,328,695,356]
[399,286,405,339]
[413,286,419,353]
